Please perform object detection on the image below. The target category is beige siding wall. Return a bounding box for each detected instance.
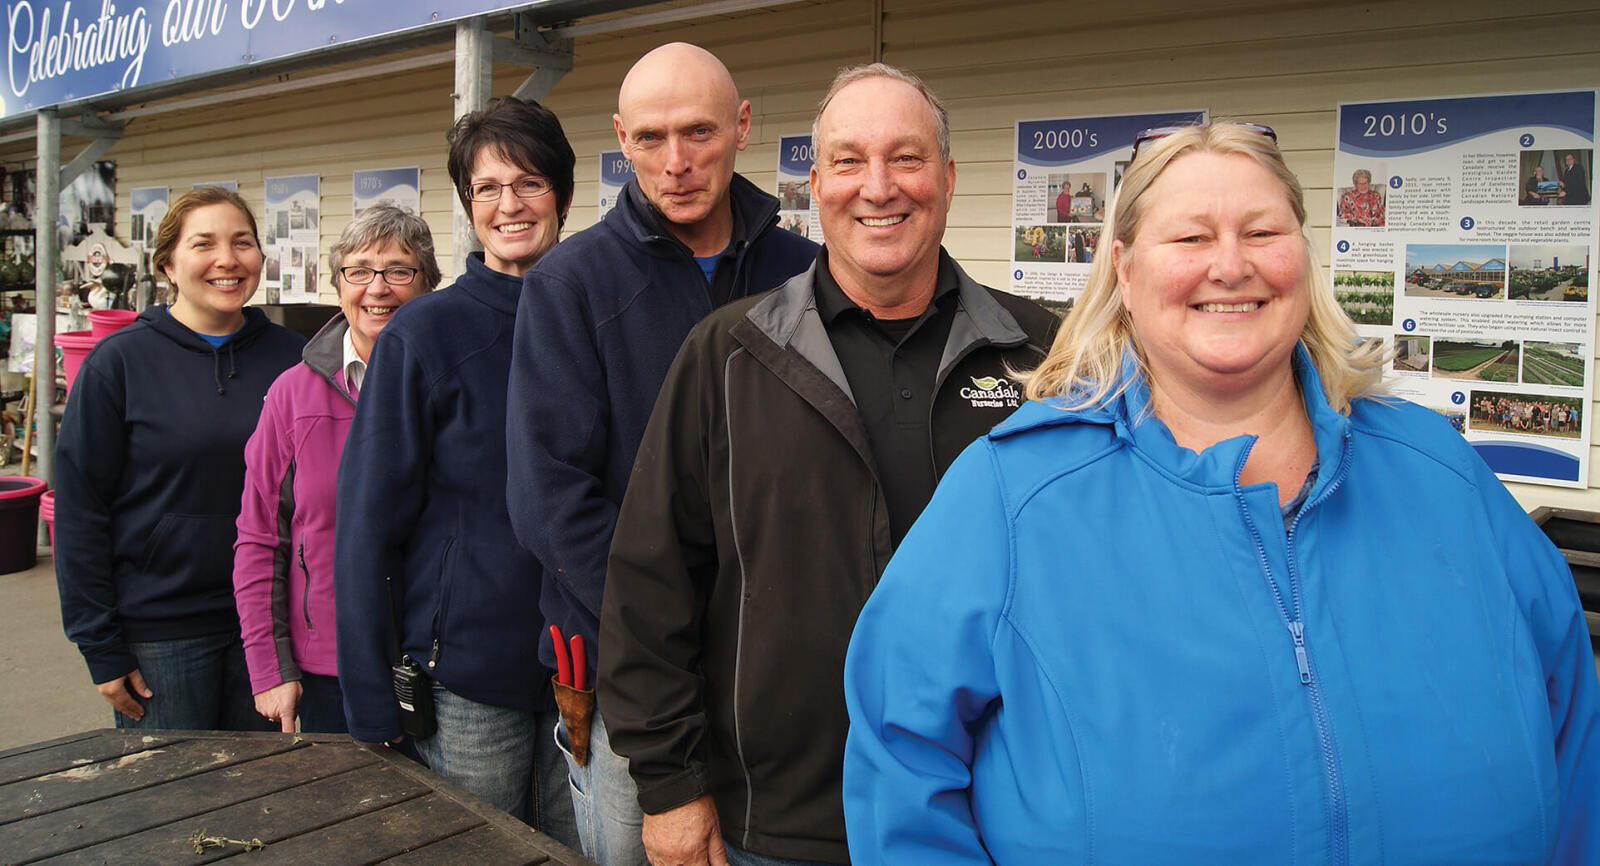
[3,0,1598,508]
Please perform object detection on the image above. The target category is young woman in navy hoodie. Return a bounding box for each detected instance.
[55,187,305,730]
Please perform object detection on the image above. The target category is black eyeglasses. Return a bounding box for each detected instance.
[1130,122,1277,162]
[339,266,420,286]
[465,176,554,203]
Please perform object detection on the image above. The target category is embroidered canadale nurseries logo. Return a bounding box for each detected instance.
[962,375,1022,408]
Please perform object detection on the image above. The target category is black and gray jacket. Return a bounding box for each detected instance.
[599,251,1058,862]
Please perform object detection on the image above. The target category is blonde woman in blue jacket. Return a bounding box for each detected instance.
[843,123,1598,864]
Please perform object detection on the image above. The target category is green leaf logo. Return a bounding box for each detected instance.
[970,376,1000,391]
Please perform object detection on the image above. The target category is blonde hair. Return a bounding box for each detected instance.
[1023,122,1384,414]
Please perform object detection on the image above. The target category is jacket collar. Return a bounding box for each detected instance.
[455,252,522,315]
[995,343,1351,493]
[609,172,781,256]
[744,248,1032,404]
[301,313,355,403]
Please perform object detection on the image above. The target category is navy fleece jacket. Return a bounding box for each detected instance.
[55,306,305,683]
[507,174,817,676]
[336,253,551,744]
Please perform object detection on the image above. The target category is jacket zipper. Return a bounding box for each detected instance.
[1232,435,1352,866]
[426,538,456,671]
[297,540,313,629]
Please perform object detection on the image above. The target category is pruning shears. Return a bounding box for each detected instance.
[550,624,586,691]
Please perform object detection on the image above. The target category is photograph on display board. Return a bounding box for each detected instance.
[1522,341,1585,387]
[1470,390,1583,439]
[780,214,811,238]
[1429,405,1467,434]
[1432,339,1520,383]
[1403,243,1506,299]
[1393,334,1431,372]
[1333,270,1395,324]
[1014,225,1066,264]
[780,180,810,211]
[1520,149,1593,206]
[1047,173,1105,224]
[1068,227,1099,263]
[1335,167,1386,227]
[1508,244,1589,301]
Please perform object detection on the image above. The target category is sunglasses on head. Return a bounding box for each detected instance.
[1130,122,1277,162]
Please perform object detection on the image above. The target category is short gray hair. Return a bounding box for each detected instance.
[811,63,950,162]
[328,205,442,293]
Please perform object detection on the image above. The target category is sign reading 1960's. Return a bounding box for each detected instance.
[4,0,537,115]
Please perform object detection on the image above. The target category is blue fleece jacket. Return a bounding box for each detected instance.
[335,253,550,743]
[844,347,1599,864]
[55,306,305,683]
[507,174,817,675]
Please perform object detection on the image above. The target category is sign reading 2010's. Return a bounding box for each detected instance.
[2,0,533,115]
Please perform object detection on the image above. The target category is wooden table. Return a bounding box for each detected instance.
[0,729,596,865]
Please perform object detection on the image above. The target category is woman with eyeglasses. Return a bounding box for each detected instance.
[843,123,1598,863]
[232,205,439,735]
[333,96,580,846]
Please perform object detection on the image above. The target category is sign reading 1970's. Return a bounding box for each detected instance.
[4,0,537,115]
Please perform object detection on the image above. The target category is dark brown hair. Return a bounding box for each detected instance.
[446,96,576,225]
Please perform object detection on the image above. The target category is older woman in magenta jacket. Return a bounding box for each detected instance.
[232,205,439,733]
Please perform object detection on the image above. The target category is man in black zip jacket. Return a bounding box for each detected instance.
[598,64,1058,865]
[506,42,816,866]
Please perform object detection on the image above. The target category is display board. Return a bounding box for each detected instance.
[1332,89,1598,488]
[263,174,319,303]
[776,134,819,242]
[597,150,633,219]
[1009,109,1205,313]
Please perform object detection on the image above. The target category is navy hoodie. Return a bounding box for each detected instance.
[55,306,305,683]
[507,174,818,677]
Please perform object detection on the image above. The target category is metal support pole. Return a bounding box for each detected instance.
[451,16,492,280]
[34,109,59,490]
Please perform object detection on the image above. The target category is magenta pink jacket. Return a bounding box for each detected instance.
[233,315,353,693]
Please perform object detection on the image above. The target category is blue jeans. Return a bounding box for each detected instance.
[115,633,273,731]
[556,712,646,865]
[296,673,347,734]
[413,683,578,849]
[725,843,843,866]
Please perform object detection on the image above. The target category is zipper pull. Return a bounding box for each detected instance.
[1289,621,1311,685]
[298,542,307,570]
[427,639,441,670]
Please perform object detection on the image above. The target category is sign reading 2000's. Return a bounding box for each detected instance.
[4,0,535,116]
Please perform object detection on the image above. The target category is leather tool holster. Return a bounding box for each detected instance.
[552,677,595,766]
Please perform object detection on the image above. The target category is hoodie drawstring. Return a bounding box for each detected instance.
[212,341,238,395]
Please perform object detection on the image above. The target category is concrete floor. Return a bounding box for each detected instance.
[0,547,107,751]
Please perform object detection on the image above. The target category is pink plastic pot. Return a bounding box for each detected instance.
[58,331,98,397]
[88,309,137,340]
